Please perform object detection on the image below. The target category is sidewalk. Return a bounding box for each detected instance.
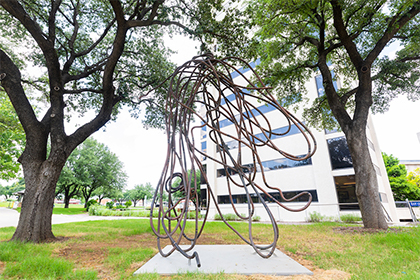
[0,207,143,228]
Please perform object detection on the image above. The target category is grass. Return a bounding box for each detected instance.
[0,202,13,208]
[89,205,203,219]
[0,220,419,279]
[12,204,87,215]
[52,206,86,215]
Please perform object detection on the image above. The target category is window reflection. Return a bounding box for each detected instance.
[327,136,353,170]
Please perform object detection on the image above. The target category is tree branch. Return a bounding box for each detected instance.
[0,49,48,146]
[366,1,420,65]
[48,0,63,42]
[64,88,103,94]
[340,87,358,105]
[330,0,364,69]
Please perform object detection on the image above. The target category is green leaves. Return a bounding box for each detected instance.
[125,183,154,206]
[56,138,127,204]
[209,0,420,129]
[382,152,420,201]
[0,92,25,180]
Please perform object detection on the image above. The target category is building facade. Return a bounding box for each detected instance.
[198,63,400,223]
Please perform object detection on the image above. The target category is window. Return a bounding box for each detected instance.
[217,189,318,204]
[379,192,388,203]
[315,73,339,134]
[217,102,278,129]
[374,164,381,176]
[368,139,375,151]
[315,73,338,97]
[327,137,353,170]
[219,124,303,152]
[334,175,359,210]
[216,155,312,177]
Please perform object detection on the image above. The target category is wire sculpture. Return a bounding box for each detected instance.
[150,54,317,267]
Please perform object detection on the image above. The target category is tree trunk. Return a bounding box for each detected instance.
[11,159,65,242]
[345,126,388,229]
[64,195,70,208]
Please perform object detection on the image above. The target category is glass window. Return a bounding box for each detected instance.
[216,155,312,177]
[315,72,338,97]
[368,139,375,151]
[315,73,339,134]
[334,175,359,210]
[217,189,318,204]
[217,102,278,129]
[327,136,353,170]
[374,164,381,176]
[220,124,303,152]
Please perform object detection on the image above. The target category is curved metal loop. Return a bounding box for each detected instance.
[149,54,317,266]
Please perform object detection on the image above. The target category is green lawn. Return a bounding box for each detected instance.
[12,204,87,215]
[0,201,12,208]
[53,203,86,215]
[0,220,419,279]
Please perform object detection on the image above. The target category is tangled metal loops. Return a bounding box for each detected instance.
[150,54,317,267]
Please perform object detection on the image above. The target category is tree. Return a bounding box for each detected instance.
[56,138,126,208]
[0,0,217,242]
[56,148,82,208]
[0,91,25,180]
[210,0,420,229]
[408,168,420,192]
[125,183,153,207]
[79,138,127,208]
[383,153,420,200]
[0,178,25,200]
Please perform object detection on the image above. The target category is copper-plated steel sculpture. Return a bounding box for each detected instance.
[150,54,317,267]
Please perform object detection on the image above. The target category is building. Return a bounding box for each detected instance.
[198,62,399,223]
[400,160,420,174]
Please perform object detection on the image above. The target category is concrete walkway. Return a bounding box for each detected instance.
[0,207,143,228]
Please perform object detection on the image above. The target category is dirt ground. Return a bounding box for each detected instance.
[55,232,352,280]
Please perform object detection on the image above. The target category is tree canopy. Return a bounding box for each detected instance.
[0,0,222,242]
[208,1,420,128]
[56,138,127,208]
[206,0,420,229]
[0,91,25,180]
[125,182,153,207]
[383,153,420,201]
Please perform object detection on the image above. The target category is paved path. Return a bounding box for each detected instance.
[0,207,143,228]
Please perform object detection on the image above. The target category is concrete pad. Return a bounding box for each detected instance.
[134,245,313,276]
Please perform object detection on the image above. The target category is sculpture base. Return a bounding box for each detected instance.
[134,245,313,276]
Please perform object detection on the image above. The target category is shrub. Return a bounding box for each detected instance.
[86,199,98,211]
[307,211,325,222]
[307,211,339,223]
[340,214,362,223]
[186,211,203,220]
[124,200,132,208]
[106,201,114,209]
[214,213,239,221]
[252,215,261,222]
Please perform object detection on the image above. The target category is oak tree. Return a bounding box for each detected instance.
[209,0,420,229]
[0,0,215,242]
